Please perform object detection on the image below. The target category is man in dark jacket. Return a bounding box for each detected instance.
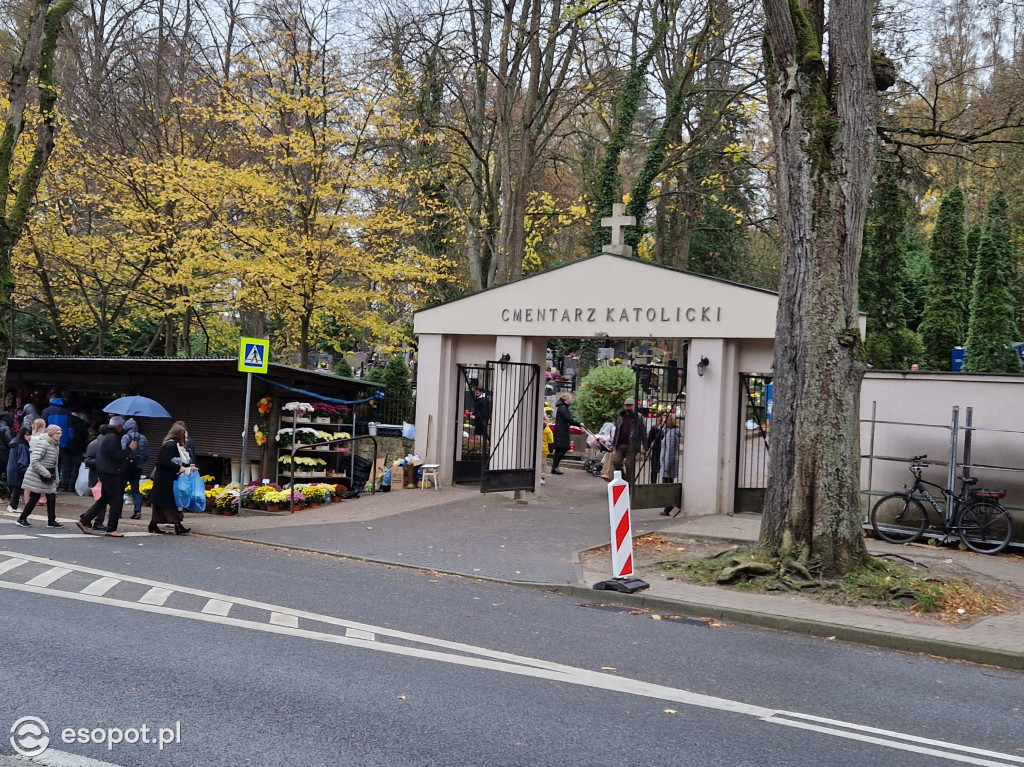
[41,394,75,491]
[82,426,107,529]
[612,397,648,487]
[77,416,135,537]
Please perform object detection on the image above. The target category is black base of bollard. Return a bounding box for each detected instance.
[592,578,649,594]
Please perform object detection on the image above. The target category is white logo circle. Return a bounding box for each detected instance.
[10,716,50,757]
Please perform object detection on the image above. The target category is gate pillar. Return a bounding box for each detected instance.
[414,333,458,485]
[680,338,741,515]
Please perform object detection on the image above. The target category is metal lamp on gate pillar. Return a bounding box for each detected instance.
[593,471,649,594]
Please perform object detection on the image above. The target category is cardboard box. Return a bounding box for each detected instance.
[403,459,425,488]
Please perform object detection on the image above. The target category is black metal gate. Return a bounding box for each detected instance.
[736,373,771,512]
[482,361,540,492]
[453,362,540,492]
[631,361,686,510]
[453,365,492,484]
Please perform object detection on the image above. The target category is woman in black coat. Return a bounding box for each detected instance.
[5,428,30,513]
[551,393,581,475]
[149,422,192,535]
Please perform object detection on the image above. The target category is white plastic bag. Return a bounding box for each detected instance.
[74,464,90,496]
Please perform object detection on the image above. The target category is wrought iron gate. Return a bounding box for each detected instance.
[631,361,686,510]
[736,373,771,512]
[453,362,540,492]
[453,365,492,484]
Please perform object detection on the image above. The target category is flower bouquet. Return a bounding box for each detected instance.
[278,455,326,477]
[300,483,330,504]
[282,401,314,422]
[257,396,274,417]
[253,423,269,447]
[275,427,321,447]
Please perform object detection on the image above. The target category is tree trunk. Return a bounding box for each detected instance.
[757,0,875,576]
[0,0,72,387]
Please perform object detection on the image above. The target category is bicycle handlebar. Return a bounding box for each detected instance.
[910,454,927,461]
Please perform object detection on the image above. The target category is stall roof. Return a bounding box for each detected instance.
[7,356,381,393]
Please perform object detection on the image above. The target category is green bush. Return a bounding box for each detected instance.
[333,356,354,377]
[572,365,636,429]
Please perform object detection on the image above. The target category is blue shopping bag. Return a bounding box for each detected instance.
[188,471,206,512]
[173,472,192,508]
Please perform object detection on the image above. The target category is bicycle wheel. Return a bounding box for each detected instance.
[870,493,928,544]
[956,501,1013,555]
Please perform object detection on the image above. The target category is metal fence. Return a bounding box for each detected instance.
[861,402,1024,548]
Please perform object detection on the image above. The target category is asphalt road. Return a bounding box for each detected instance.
[1,533,1022,766]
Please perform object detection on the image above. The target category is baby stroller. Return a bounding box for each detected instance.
[582,423,615,477]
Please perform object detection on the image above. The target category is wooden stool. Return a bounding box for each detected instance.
[420,464,441,490]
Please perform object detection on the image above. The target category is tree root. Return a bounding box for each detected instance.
[714,551,821,590]
[717,559,776,583]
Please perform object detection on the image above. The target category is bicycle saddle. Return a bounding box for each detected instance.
[958,476,978,485]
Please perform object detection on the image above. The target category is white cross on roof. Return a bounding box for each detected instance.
[600,203,636,247]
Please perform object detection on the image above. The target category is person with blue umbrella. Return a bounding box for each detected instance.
[76,416,136,538]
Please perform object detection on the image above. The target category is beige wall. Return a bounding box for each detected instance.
[861,372,1024,506]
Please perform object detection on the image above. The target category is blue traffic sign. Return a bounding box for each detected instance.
[239,337,270,373]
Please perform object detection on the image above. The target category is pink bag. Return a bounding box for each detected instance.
[90,483,102,501]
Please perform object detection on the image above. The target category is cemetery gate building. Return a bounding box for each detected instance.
[411,252,804,518]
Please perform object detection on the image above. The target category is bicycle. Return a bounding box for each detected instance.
[870,455,1014,555]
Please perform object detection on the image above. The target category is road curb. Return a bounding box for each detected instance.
[518,582,1024,671]
[195,529,1024,671]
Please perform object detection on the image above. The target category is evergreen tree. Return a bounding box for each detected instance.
[333,356,354,378]
[918,186,969,369]
[859,169,924,368]
[965,224,982,292]
[964,194,1020,373]
[375,356,415,422]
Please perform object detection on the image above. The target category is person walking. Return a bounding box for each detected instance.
[612,396,648,486]
[16,425,63,528]
[0,412,14,480]
[6,427,30,514]
[551,393,581,475]
[472,386,491,454]
[540,415,553,484]
[121,418,149,519]
[76,416,135,538]
[81,425,107,530]
[149,422,192,535]
[41,392,75,491]
[659,414,681,516]
[647,413,665,484]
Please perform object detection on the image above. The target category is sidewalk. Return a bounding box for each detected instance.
[35,472,1024,671]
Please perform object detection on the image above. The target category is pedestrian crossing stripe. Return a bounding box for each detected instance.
[238,337,270,373]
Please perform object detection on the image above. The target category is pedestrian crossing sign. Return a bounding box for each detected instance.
[238,337,270,373]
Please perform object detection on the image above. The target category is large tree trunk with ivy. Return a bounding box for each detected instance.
[757,0,877,576]
[0,0,72,390]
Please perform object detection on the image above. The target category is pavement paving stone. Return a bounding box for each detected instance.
[24,472,1024,671]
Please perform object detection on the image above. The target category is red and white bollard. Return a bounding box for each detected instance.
[607,470,634,577]
[593,471,649,593]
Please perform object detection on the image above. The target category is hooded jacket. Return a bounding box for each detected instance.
[41,398,72,448]
[121,418,150,471]
[6,435,29,488]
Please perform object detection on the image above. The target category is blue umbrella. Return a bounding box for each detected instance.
[102,395,172,418]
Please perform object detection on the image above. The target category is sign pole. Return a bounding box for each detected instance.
[238,337,270,486]
[240,372,253,485]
